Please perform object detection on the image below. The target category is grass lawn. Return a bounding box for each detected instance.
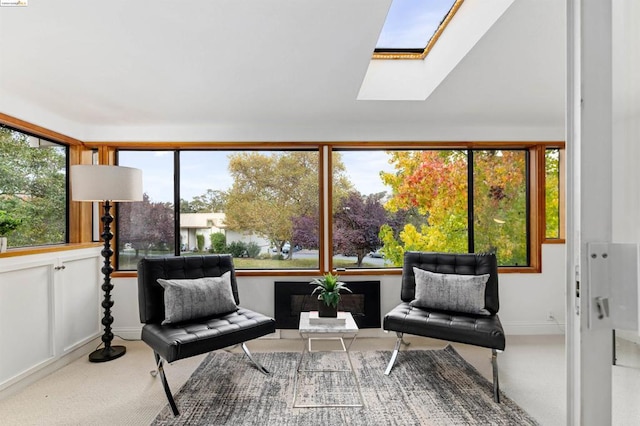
[118,251,386,270]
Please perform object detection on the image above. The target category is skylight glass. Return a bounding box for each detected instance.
[375,0,461,55]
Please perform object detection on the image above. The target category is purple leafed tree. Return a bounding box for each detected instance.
[333,191,389,267]
[292,215,319,249]
[118,193,175,258]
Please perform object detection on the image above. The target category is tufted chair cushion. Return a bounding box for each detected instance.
[400,251,499,314]
[137,255,276,363]
[138,255,240,324]
[385,251,505,351]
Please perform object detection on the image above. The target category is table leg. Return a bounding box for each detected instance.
[292,333,364,408]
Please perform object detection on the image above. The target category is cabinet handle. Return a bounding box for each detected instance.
[54,265,66,270]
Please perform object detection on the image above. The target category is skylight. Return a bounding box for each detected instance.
[374,0,463,59]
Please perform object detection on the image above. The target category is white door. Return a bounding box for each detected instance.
[568,1,640,424]
[567,1,612,425]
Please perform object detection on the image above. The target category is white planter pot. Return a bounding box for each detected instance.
[0,237,7,253]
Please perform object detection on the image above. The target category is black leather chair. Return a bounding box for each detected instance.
[137,255,276,416]
[383,251,506,402]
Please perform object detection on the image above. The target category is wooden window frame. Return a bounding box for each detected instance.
[0,114,565,275]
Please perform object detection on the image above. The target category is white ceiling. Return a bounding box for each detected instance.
[0,0,565,142]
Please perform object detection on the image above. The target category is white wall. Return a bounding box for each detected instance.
[112,243,566,339]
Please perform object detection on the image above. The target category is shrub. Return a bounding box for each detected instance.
[246,242,261,258]
[226,240,248,257]
[196,234,205,252]
[210,232,226,253]
[0,210,21,237]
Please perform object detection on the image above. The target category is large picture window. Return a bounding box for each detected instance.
[335,149,527,269]
[0,125,68,249]
[117,149,320,270]
[115,143,562,273]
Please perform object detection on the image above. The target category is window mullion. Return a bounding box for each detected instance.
[174,150,181,256]
[467,150,475,253]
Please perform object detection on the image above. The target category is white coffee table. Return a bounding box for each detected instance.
[292,311,364,408]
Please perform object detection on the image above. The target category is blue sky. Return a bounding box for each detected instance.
[375,0,457,49]
[118,150,395,204]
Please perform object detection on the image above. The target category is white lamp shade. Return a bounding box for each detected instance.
[71,165,143,202]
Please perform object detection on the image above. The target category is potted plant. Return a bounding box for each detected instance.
[0,210,21,253]
[310,273,352,317]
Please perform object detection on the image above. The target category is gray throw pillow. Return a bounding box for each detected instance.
[411,267,490,315]
[157,272,238,324]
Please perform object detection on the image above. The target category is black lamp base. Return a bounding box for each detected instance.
[88,345,126,363]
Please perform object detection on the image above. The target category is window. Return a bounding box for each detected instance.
[374,0,463,59]
[472,150,528,266]
[0,125,68,249]
[545,148,561,239]
[117,150,175,270]
[115,142,562,273]
[116,149,320,271]
[334,149,528,268]
[179,150,320,270]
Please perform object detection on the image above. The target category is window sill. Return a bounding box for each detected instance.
[0,243,102,258]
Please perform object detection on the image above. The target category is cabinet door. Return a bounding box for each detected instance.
[0,262,54,386]
[56,254,101,353]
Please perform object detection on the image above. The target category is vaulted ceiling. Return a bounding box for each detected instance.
[0,0,565,141]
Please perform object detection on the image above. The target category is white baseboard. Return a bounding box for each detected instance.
[113,327,142,341]
[503,321,565,335]
[616,329,640,344]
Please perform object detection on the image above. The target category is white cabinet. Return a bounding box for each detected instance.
[0,248,101,391]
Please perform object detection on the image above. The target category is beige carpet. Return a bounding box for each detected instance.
[0,340,205,426]
[0,336,568,425]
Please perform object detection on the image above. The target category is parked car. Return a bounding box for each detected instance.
[271,242,291,254]
[368,248,384,258]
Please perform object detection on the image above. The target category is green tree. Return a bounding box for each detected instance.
[184,189,228,213]
[0,128,66,247]
[545,149,560,238]
[0,210,21,236]
[196,234,205,252]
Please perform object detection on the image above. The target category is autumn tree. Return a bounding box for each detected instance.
[472,151,527,265]
[379,150,527,266]
[224,152,321,258]
[0,128,66,247]
[545,149,560,238]
[379,150,468,265]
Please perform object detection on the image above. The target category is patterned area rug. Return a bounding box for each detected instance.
[151,346,539,425]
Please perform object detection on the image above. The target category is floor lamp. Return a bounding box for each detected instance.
[71,165,143,362]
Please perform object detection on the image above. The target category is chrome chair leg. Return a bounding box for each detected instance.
[241,343,270,375]
[384,332,409,375]
[153,352,179,416]
[492,349,500,403]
